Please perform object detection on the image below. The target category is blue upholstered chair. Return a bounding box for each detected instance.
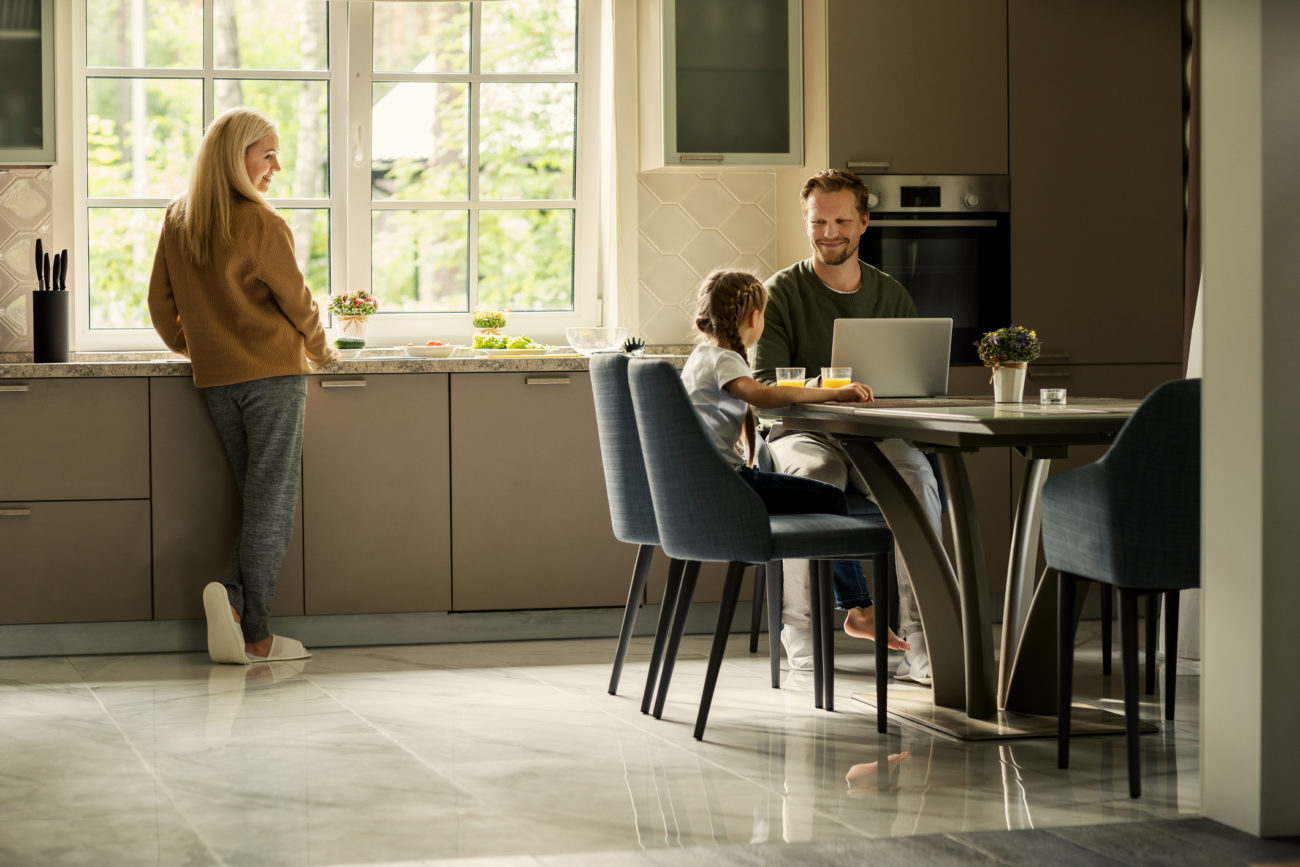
[1043,378,1201,798]
[628,358,895,740]
[590,353,766,711]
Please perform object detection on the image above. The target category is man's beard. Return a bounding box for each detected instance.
[814,239,858,267]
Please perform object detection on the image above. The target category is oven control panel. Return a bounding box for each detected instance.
[854,175,1009,213]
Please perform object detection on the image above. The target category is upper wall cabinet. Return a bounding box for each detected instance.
[827,0,1008,175]
[648,0,803,168]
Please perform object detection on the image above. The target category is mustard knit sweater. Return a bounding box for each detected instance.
[148,198,332,388]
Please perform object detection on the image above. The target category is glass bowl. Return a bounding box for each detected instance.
[565,326,629,356]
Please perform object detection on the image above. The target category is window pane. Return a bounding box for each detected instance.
[478,209,573,311]
[86,0,201,69]
[86,78,202,198]
[213,0,328,71]
[371,82,468,202]
[214,80,330,198]
[276,208,330,299]
[371,210,468,312]
[481,0,576,74]
[372,2,469,74]
[479,83,574,201]
[88,207,164,329]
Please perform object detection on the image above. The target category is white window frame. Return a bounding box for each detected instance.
[71,0,602,352]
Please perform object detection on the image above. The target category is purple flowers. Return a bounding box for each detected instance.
[976,325,1041,366]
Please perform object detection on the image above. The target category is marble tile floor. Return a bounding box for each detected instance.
[0,620,1232,866]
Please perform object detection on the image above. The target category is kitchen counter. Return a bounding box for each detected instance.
[0,348,692,379]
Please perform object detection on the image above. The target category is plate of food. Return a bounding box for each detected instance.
[405,341,457,358]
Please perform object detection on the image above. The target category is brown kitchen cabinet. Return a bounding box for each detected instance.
[0,378,152,624]
[827,0,1008,176]
[1008,0,1184,365]
[450,371,633,611]
[150,377,304,621]
[302,373,451,614]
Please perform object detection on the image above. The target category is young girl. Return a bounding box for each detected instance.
[680,269,909,651]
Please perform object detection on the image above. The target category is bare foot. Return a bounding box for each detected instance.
[843,607,911,651]
[230,606,271,658]
[845,751,913,796]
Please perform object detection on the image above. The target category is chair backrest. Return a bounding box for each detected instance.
[589,352,659,546]
[628,358,774,563]
[1045,378,1201,589]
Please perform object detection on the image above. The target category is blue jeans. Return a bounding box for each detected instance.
[737,466,874,610]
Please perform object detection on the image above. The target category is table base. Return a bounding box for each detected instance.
[850,689,1159,741]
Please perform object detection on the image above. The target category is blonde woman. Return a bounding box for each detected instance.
[149,107,337,664]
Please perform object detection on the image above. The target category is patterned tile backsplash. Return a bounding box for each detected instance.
[637,172,776,346]
[0,170,53,352]
[0,170,768,352]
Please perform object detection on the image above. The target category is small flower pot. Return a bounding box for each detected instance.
[336,315,369,347]
[992,362,1027,402]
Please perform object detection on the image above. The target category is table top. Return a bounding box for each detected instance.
[780,396,1140,449]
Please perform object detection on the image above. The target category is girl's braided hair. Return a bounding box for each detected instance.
[693,269,767,466]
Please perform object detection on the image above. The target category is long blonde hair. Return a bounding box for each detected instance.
[693,269,767,466]
[173,107,278,266]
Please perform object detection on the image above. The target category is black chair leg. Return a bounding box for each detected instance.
[610,544,654,696]
[809,569,824,710]
[1100,584,1112,676]
[1119,588,1142,798]
[767,561,783,688]
[642,557,685,714]
[874,552,889,734]
[816,561,836,713]
[749,564,765,653]
[1164,590,1180,721]
[694,561,745,740]
[1145,593,1159,695]
[1058,573,1078,769]
[653,560,700,719]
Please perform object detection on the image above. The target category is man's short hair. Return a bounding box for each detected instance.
[800,169,871,217]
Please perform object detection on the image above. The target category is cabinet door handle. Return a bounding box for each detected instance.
[320,379,367,388]
[871,220,999,228]
[679,154,724,162]
[0,508,32,517]
[847,160,891,170]
[1028,371,1071,380]
[0,384,30,392]
[526,376,570,386]
[1037,353,1071,362]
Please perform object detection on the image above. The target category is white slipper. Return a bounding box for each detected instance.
[246,635,312,664]
[202,582,247,665]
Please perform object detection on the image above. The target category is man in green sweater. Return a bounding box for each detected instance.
[754,169,941,684]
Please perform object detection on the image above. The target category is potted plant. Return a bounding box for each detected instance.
[327,290,380,349]
[976,325,1041,402]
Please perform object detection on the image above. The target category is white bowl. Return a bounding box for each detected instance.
[405,344,457,358]
[565,326,629,357]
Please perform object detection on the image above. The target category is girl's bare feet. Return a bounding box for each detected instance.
[230,606,274,659]
[843,606,911,651]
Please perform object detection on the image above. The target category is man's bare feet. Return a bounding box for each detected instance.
[843,606,911,651]
[230,605,273,658]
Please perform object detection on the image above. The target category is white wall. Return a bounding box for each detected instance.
[1201,0,1300,837]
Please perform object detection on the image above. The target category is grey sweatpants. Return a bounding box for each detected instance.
[203,375,307,644]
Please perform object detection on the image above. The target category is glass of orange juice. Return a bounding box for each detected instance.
[776,367,805,388]
[821,366,852,389]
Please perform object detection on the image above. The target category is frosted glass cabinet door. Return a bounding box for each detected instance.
[663,0,803,166]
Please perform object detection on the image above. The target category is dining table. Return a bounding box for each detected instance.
[780,395,1141,740]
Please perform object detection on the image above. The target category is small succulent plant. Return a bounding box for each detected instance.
[622,336,646,356]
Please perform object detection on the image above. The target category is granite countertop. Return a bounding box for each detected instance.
[0,347,694,379]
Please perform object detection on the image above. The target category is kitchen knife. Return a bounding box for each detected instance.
[43,252,50,295]
[57,250,68,291]
[35,238,44,290]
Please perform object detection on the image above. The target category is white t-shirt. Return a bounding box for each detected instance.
[680,343,753,469]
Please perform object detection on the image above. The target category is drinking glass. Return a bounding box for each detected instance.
[776,367,805,387]
[821,367,852,388]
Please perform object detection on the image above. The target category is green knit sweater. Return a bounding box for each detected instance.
[754,259,917,384]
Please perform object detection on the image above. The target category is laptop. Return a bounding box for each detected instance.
[829,317,952,398]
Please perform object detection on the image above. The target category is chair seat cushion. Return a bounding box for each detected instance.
[769,513,893,561]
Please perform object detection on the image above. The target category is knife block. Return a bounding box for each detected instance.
[32,291,70,363]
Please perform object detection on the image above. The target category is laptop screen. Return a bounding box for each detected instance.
[829,318,953,398]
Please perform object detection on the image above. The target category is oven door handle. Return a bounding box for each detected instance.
[869,219,1001,228]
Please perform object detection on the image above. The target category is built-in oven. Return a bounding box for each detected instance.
[855,175,1010,365]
